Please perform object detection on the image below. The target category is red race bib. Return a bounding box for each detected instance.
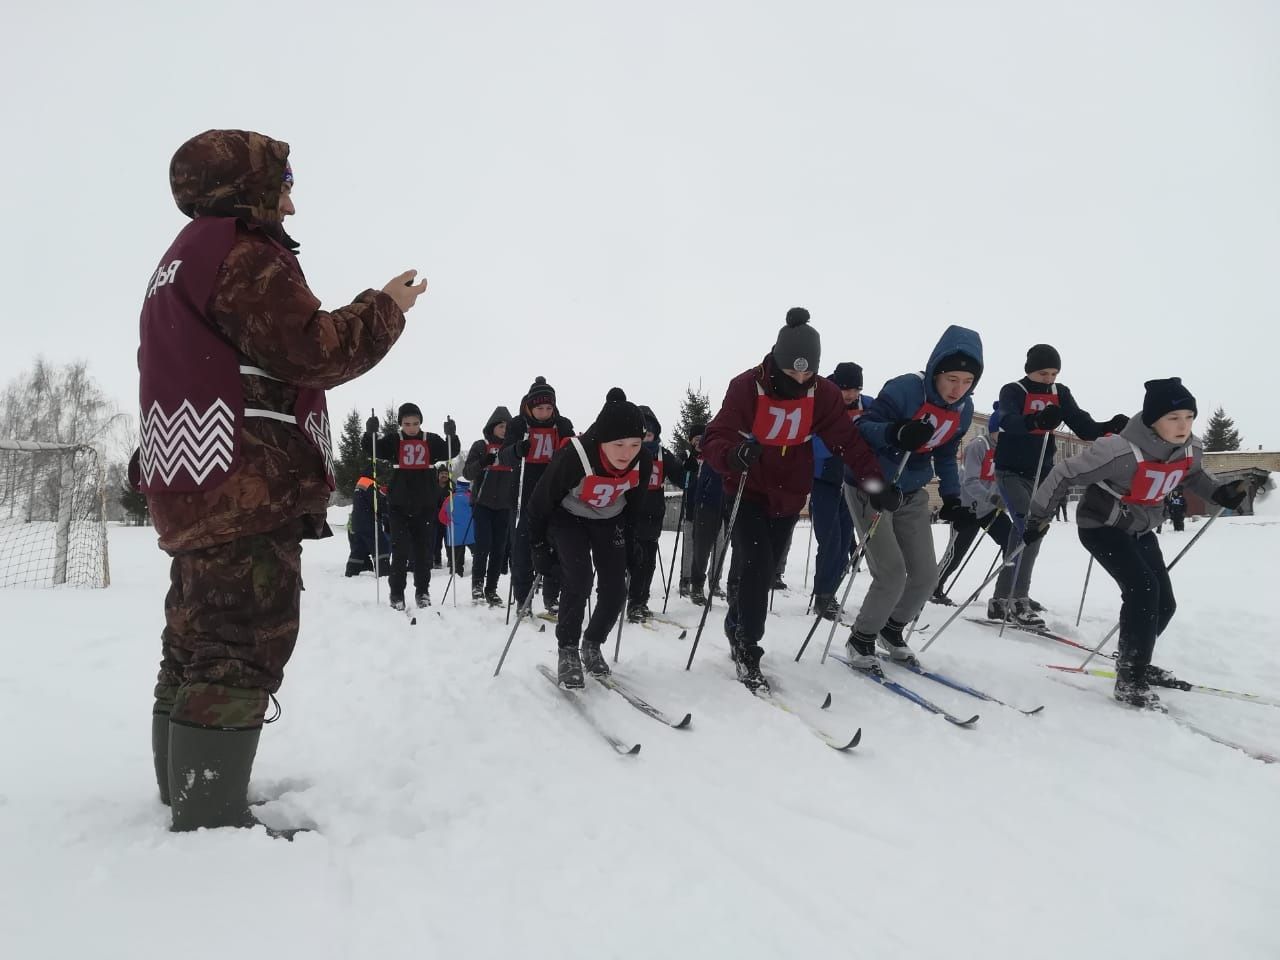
[1022,388,1061,436]
[648,457,665,490]
[397,438,430,470]
[980,448,996,482]
[580,470,640,509]
[526,426,559,464]
[485,441,512,472]
[847,406,863,422]
[751,388,814,447]
[909,402,962,453]
[1123,455,1192,506]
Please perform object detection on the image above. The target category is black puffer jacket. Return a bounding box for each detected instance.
[463,406,515,510]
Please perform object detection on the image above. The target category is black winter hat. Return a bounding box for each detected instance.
[828,362,864,391]
[689,423,706,439]
[398,402,423,423]
[591,387,645,443]
[638,404,661,438]
[934,352,981,377]
[772,307,821,374]
[1025,344,1062,374]
[525,376,556,409]
[1141,378,1198,427]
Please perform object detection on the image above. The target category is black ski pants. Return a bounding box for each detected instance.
[471,504,510,591]
[725,500,798,666]
[548,514,628,650]
[388,508,431,597]
[628,538,659,605]
[510,508,561,609]
[690,503,727,589]
[935,509,1012,596]
[1078,526,1175,678]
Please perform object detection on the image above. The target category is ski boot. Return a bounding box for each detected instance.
[678,578,690,599]
[877,619,919,665]
[929,592,956,607]
[1114,674,1162,709]
[814,594,841,621]
[390,593,406,612]
[544,599,559,620]
[484,587,504,607]
[689,582,707,606]
[986,597,1010,622]
[627,601,651,624]
[1027,597,1046,613]
[556,646,584,689]
[580,641,610,678]
[844,631,882,675]
[471,582,485,603]
[711,584,726,600]
[730,637,768,692]
[1145,664,1191,691]
[771,576,788,592]
[416,591,432,609]
[1012,598,1045,629]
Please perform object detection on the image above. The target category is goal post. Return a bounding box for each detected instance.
[0,438,110,588]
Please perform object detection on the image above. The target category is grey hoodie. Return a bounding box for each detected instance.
[960,433,1001,517]
[1029,415,1219,535]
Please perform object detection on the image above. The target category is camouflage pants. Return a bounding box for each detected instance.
[154,522,303,730]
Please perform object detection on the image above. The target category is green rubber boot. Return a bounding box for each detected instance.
[168,723,262,832]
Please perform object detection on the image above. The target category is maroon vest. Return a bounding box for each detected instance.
[137,217,333,493]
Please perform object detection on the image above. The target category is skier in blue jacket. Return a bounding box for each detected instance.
[844,325,983,670]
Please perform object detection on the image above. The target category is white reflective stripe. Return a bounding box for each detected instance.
[569,436,593,474]
[244,407,297,424]
[239,365,284,381]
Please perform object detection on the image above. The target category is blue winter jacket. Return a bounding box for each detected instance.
[439,480,476,546]
[694,461,724,513]
[856,326,983,497]
[813,396,873,485]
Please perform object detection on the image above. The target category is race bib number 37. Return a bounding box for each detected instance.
[580,474,637,509]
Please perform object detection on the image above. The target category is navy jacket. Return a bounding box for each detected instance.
[995,379,1111,480]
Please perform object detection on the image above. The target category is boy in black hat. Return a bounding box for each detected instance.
[365,404,459,609]
[527,388,652,687]
[990,345,1129,627]
[499,376,576,617]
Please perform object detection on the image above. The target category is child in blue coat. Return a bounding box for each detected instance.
[438,476,475,577]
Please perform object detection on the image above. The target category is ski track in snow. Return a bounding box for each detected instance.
[2,508,1278,959]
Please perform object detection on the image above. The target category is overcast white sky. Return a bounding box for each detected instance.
[2,0,1277,452]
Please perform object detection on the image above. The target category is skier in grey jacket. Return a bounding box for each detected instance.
[1024,378,1247,707]
[932,427,1013,604]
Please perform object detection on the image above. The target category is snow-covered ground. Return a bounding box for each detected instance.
[3,507,1278,960]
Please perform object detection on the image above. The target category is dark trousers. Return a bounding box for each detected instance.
[1170,510,1186,533]
[628,538,659,605]
[810,480,855,597]
[548,515,628,649]
[389,508,432,597]
[445,545,468,576]
[510,508,561,609]
[471,504,510,590]
[725,500,798,665]
[1078,527,1175,678]
[935,510,1012,595]
[690,503,726,588]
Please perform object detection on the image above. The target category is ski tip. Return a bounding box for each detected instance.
[1023,705,1047,716]
[954,714,981,727]
[678,630,688,640]
[819,692,833,710]
[539,624,546,633]
[674,713,693,729]
[844,728,862,749]
[618,742,642,755]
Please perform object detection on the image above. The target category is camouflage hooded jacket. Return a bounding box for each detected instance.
[136,129,406,552]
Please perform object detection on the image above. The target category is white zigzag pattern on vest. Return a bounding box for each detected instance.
[304,410,334,477]
[139,399,235,486]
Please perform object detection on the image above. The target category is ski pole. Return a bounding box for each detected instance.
[494,574,543,677]
[370,409,381,607]
[1075,556,1094,627]
[613,573,630,663]
[919,542,1028,653]
[447,468,488,601]
[661,477,689,613]
[999,430,1051,638]
[685,468,748,670]
[941,508,1003,598]
[506,453,529,624]
[1076,506,1225,669]
[656,540,669,597]
[441,416,459,607]
[802,509,814,589]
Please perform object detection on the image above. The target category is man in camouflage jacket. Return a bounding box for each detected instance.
[133,128,425,833]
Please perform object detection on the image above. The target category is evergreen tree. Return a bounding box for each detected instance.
[672,382,713,458]
[334,408,366,493]
[381,404,400,444]
[1203,406,1242,452]
[119,484,149,526]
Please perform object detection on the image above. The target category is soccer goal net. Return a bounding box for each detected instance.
[0,439,110,588]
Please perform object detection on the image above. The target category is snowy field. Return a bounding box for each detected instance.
[3,503,1279,960]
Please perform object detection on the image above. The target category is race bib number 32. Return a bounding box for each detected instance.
[398,438,430,469]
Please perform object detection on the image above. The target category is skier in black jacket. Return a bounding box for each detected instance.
[364,403,460,609]
[462,405,515,604]
[990,345,1128,627]
[526,388,652,688]
[626,405,687,622]
[498,376,575,616]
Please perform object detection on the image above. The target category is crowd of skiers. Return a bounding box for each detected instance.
[136,128,1252,835]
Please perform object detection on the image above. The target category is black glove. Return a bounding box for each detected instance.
[891,419,935,450]
[937,496,970,525]
[1211,482,1247,511]
[1023,517,1051,545]
[683,454,699,478]
[365,416,379,434]
[443,417,457,438]
[481,451,498,467]
[532,541,556,575]
[514,439,530,458]
[1104,414,1129,434]
[1027,407,1064,431]
[731,440,763,472]
[868,486,905,512]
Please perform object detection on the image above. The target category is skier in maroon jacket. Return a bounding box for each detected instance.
[701,308,893,689]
